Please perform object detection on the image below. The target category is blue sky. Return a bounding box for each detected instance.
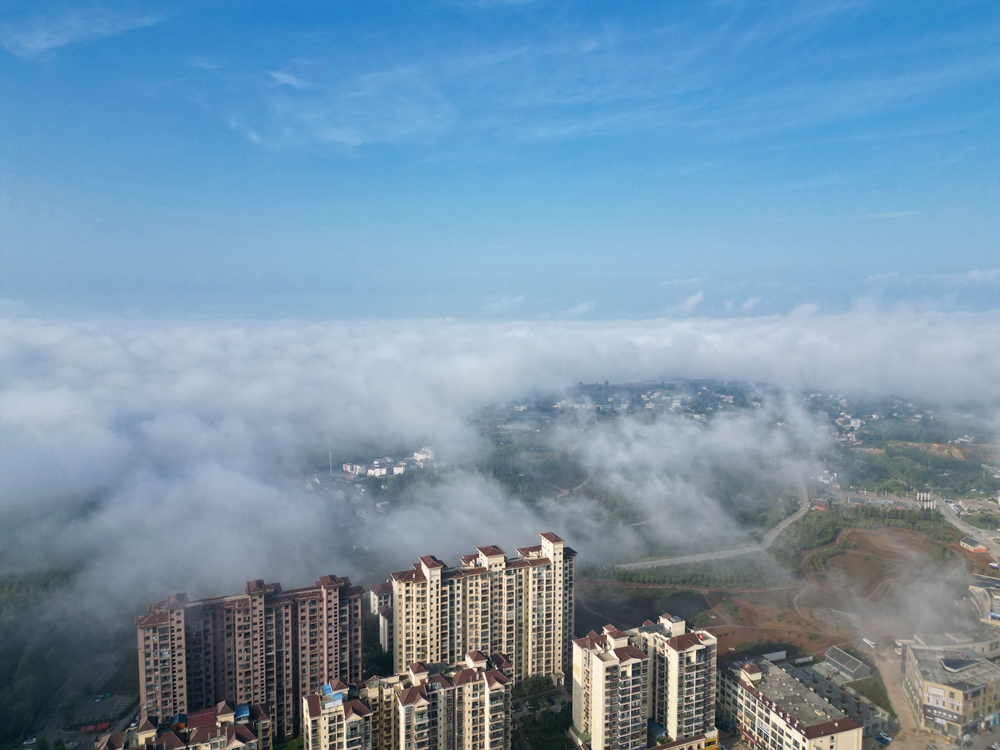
[0,0,997,318]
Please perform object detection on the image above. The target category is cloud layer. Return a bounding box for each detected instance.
[1,310,998,622]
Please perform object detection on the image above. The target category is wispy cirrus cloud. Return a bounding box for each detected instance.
[0,4,165,59]
[208,1,997,151]
[240,65,457,148]
[864,269,1000,287]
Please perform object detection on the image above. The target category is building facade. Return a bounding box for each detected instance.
[571,626,649,750]
[901,644,1000,737]
[629,614,718,747]
[302,681,373,750]
[969,575,1000,627]
[303,652,512,750]
[376,532,575,684]
[717,658,863,750]
[135,576,363,739]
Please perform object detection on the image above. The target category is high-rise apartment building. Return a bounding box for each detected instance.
[303,652,513,750]
[375,532,575,683]
[369,582,395,655]
[570,626,649,750]
[302,680,373,750]
[135,576,363,740]
[629,614,718,749]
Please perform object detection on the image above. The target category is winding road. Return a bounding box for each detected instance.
[616,493,811,570]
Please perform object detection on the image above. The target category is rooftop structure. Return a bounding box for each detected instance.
[824,647,871,681]
[97,701,272,750]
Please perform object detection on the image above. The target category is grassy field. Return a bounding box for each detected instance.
[769,506,962,571]
[847,673,895,715]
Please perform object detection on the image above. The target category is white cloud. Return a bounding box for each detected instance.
[740,296,762,312]
[1,311,999,620]
[677,291,705,312]
[0,5,164,59]
[967,269,1000,284]
[267,70,309,89]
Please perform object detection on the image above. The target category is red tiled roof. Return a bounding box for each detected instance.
[477,545,506,557]
[573,631,610,650]
[391,569,426,583]
[540,532,563,543]
[419,555,445,569]
[187,706,217,727]
[452,668,481,685]
[305,694,321,718]
[398,686,428,706]
[344,699,372,720]
[669,632,706,651]
[485,670,511,688]
[232,724,257,741]
[804,718,862,738]
[612,646,649,664]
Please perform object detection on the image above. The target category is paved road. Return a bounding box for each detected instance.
[616,495,810,571]
[937,499,1000,556]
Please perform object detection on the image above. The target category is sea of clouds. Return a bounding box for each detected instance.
[1,310,998,622]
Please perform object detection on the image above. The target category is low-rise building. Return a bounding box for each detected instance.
[968,576,1000,626]
[901,645,1000,736]
[962,537,989,553]
[717,658,863,750]
[824,647,871,681]
[785,665,891,738]
[896,629,1000,659]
